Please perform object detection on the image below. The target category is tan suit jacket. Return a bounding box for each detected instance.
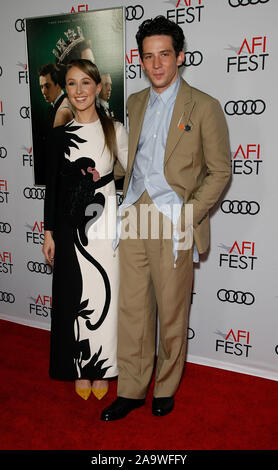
[115,77,231,254]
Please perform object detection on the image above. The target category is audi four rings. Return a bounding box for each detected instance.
[0,147,7,158]
[23,187,45,199]
[217,289,255,305]
[20,107,30,119]
[125,5,144,21]
[224,100,266,115]
[116,192,124,205]
[27,261,52,274]
[0,292,15,303]
[183,51,203,67]
[0,222,12,233]
[15,18,25,32]
[229,0,269,7]
[221,200,260,215]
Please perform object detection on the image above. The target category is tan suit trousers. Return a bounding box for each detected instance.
[117,190,193,399]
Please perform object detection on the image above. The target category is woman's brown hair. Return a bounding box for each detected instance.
[66,59,117,159]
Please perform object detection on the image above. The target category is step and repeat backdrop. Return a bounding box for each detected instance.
[1,0,277,381]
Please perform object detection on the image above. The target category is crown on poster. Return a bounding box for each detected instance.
[52,26,85,63]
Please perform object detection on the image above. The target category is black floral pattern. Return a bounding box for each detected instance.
[60,123,112,379]
[64,123,87,156]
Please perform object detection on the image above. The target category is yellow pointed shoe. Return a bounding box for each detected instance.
[92,386,108,400]
[75,387,92,400]
[75,381,92,400]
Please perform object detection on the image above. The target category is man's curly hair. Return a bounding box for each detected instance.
[136,15,185,59]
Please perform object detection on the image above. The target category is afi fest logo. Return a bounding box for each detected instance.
[29,294,52,318]
[216,329,252,358]
[231,143,263,175]
[0,251,13,274]
[166,0,205,24]
[227,36,269,72]
[22,146,33,167]
[218,240,257,270]
[0,100,5,125]
[0,179,9,203]
[26,221,44,245]
[70,4,89,13]
[17,62,28,84]
[126,49,144,80]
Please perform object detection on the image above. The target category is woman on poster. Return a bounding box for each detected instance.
[42,59,127,401]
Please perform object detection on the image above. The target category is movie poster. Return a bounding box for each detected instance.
[25,7,125,185]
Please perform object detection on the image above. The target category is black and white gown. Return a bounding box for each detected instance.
[44,119,127,381]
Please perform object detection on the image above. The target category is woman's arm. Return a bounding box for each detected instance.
[43,127,61,262]
[114,121,128,176]
[42,230,55,264]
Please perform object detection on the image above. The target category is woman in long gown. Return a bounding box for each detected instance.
[42,59,127,401]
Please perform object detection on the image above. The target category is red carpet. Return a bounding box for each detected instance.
[0,319,277,451]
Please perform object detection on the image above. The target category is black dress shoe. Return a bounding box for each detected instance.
[101,396,145,421]
[152,397,174,416]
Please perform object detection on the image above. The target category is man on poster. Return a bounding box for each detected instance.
[102,15,231,421]
[98,73,114,117]
[38,63,73,128]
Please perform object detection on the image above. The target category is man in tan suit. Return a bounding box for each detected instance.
[101,16,231,421]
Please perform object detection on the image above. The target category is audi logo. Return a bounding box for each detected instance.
[15,18,25,32]
[23,187,45,200]
[217,289,255,305]
[126,5,144,21]
[0,291,15,303]
[224,100,266,116]
[0,147,7,159]
[116,191,124,206]
[27,261,52,275]
[20,106,30,119]
[183,51,203,67]
[187,327,195,340]
[228,0,269,7]
[221,200,260,215]
[0,222,11,233]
